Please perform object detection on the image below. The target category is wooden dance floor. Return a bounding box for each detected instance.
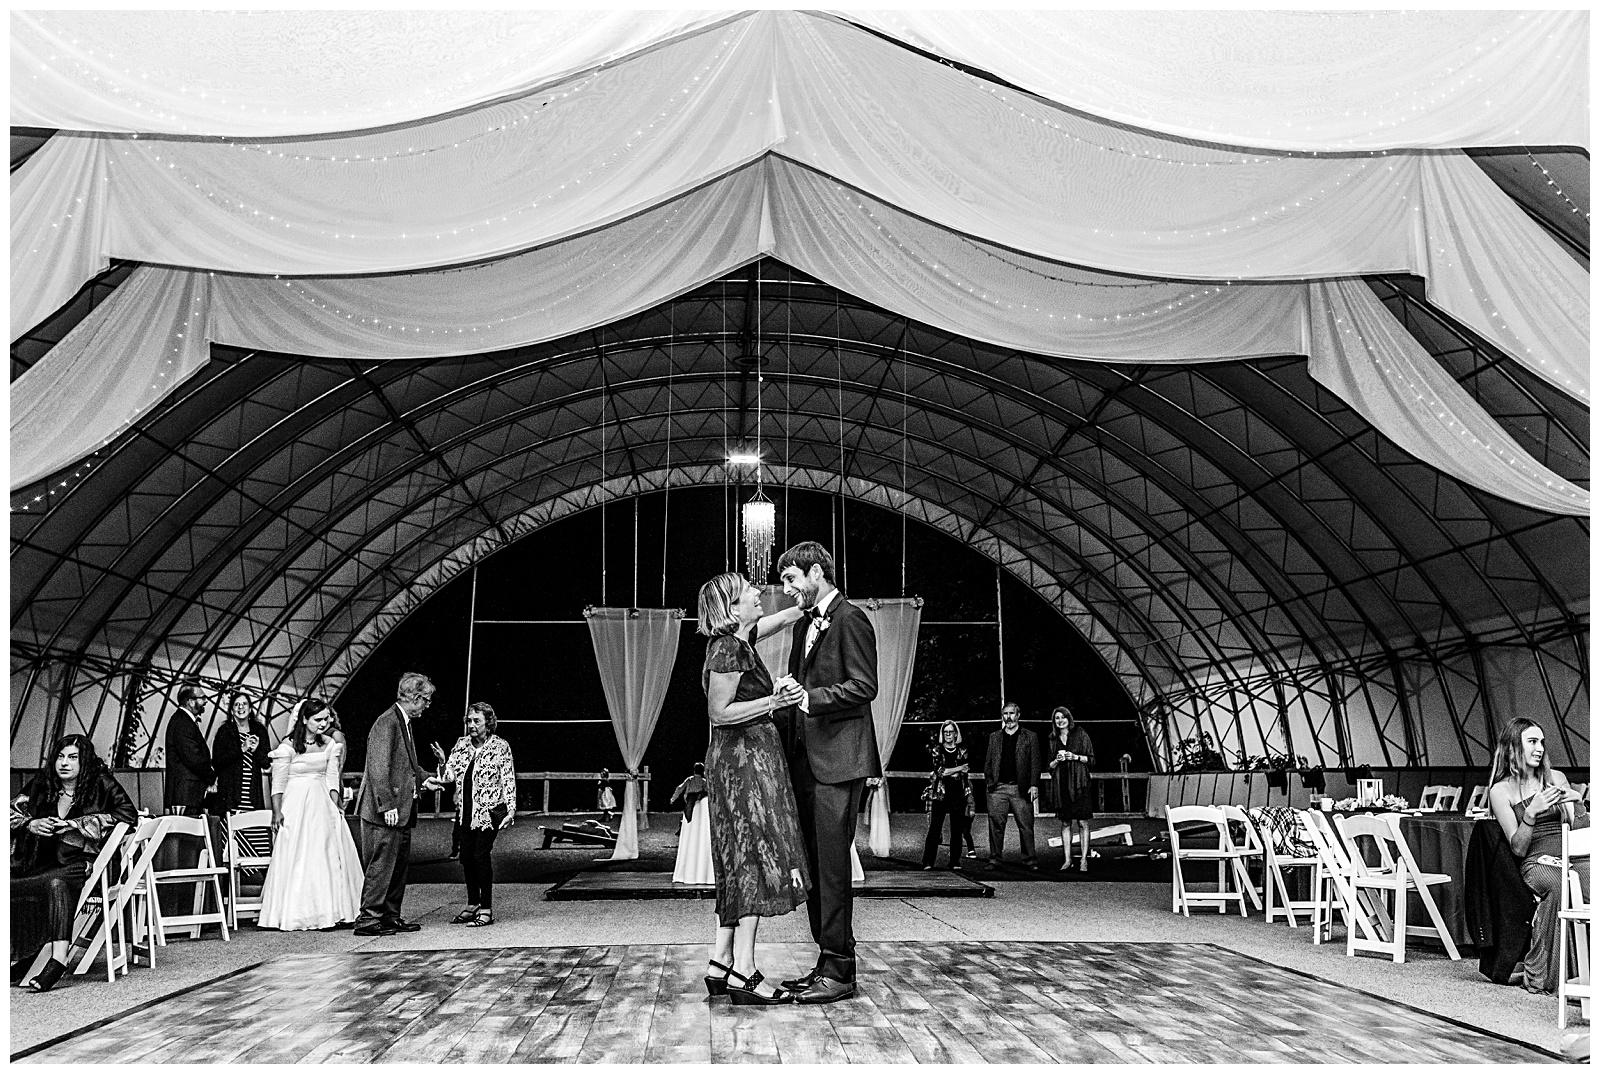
[547,869,993,900]
[15,942,1556,1064]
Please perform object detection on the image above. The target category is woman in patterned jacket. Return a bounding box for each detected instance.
[429,702,517,927]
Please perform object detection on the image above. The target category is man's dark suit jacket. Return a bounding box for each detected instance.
[357,704,426,827]
[163,707,214,814]
[786,593,880,785]
[983,728,1042,794]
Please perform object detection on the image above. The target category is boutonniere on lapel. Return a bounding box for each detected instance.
[812,612,833,635]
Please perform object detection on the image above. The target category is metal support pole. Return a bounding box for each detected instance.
[995,564,1007,705]
[463,565,479,716]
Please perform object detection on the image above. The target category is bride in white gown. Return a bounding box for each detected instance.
[258,700,363,930]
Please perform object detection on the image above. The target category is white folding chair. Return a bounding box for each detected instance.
[148,816,231,943]
[225,809,275,929]
[1335,813,1460,963]
[1465,786,1488,813]
[1253,808,1322,927]
[1417,785,1461,812]
[87,815,166,972]
[1164,805,1250,917]
[62,821,130,982]
[1219,805,1266,911]
[1557,825,1591,1030]
[1301,809,1367,946]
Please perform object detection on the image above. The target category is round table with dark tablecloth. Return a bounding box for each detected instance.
[1395,813,1484,945]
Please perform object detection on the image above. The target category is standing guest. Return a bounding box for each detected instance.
[212,693,270,814]
[1046,705,1097,872]
[698,572,809,1005]
[670,763,714,885]
[11,735,138,992]
[921,721,972,871]
[258,701,363,931]
[163,682,215,816]
[1487,717,1590,994]
[353,672,435,937]
[984,701,1042,870]
[427,702,516,928]
[596,769,618,824]
[776,541,879,1005]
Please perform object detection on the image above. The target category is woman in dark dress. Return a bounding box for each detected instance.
[697,571,807,1005]
[1046,705,1096,872]
[11,735,138,992]
[212,692,270,814]
[921,721,972,870]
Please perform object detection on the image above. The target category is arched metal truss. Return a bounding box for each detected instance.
[10,262,1588,772]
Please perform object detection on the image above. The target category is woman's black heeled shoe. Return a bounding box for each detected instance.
[727,968,793,1006]
[24,958,66,993]
[705,959,732,997]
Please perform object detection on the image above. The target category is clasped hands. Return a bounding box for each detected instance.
[770,674,806,709]
[1525,784,1576,819]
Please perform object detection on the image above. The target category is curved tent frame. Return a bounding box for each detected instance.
[10,264,1587,772]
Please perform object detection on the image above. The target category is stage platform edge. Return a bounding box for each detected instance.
[546,868,993,900]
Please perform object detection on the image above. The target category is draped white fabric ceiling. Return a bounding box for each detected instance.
[9,10,1590,519]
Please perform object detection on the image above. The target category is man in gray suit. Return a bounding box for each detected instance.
[353,671,435,936]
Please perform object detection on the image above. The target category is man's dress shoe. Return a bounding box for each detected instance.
[353,922,397,937]
[388,919,423,933]
[795,976,856,1004]
[780,969,821,992]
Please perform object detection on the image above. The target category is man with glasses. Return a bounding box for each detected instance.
[983,702,1042,870]
[163,682,216,816]
[354,671,436,936]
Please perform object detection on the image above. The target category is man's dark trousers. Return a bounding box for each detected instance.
[790,746,864,983]
[357,818,413,927]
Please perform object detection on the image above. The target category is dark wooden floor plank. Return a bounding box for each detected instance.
[15,940,1560,1065]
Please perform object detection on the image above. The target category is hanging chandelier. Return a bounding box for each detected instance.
[742,487,775,581]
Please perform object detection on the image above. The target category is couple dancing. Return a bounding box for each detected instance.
[696,540,878,1006]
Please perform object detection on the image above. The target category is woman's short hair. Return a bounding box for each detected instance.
[938,720,963,746]
[1488,717,1550,787]
[468,701,497,735]
[396,671,434,703]
[696,572,749,637]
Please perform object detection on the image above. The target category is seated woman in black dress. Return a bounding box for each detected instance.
[11,734,138,992]
[696,571,807,1005]
[1486,716,1589,994]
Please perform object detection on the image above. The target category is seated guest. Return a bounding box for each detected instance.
[11,735,138,992]
[1487,717,1590,994]
[212,693,270,814]
[427,702,516,927]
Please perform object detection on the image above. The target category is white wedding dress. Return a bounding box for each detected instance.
[258,739,363,931]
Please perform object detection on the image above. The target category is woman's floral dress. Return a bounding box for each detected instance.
[701,626,811,926]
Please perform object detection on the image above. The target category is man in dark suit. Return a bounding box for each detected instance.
[773,541,878,1004]
[354,671,435,936]
[163,683,215,815]
[984,701,1042,870]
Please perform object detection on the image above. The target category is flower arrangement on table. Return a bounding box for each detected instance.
[1331,794,1409,812]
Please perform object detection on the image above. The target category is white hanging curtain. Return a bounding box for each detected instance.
[585,606,683,860]
[12,158,1585,517]
[13,12,1586,405]
[859,598,923,856]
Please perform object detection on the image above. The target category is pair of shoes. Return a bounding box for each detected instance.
[451,906,480,924]
[1026,862,1040,872]
[705,959,732,997]
[984,859,999,870]
[353,922,397,937]
[387,919,422,933]
[24,959,67,993]
[780,968,821,993]
[727,968,793,1006]
[465,910,494,928]
[796,975,855,1005]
